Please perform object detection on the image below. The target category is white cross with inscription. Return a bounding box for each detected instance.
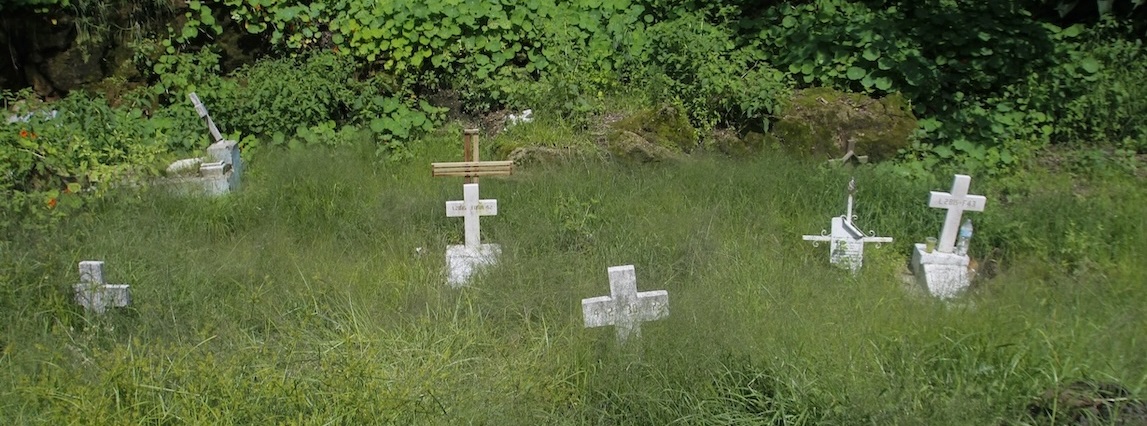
[929,174,986,253]
[74,261,131,313]
[446,183,498,247]
[581,265,669,343]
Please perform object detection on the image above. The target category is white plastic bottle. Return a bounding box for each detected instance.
[955,219,973,256]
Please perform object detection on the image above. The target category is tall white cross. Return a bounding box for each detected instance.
[446,183,498,247]
[74,261,131,313]
[581,265,669,343]
[188,92,224,144]
[928,174,986,253]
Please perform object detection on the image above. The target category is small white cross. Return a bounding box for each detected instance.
[74,261,131,313]
[446,183,498,247]
[802,178,891,272]
[928,175,986,253]
[581,265,669,343]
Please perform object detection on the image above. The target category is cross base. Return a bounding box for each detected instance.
[161,139,242,196]
[911,243,972,299]
[445,244,501,288]
[74,283,131,313]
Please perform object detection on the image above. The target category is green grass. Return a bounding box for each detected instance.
[1,124,1145,424]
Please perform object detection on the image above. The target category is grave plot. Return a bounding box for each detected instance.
[802,177,892,272]
[911,174,987,298]
[160,93,242,195]
[73,261,130,314]
[582,265,669,344]
[432,129,514,287]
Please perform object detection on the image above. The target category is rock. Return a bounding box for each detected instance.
[611,103,698,153]
[1028,381,1147,425]
[771,87,916,162]
[706,128,776,157]
[41,40,108,92]
[604,130,681,163]
[508,146,596,165]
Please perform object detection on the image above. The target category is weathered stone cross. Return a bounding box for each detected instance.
[928,174,986,253]
[581,265,669,344]
[446,183,498,248]
[73,261,131,314]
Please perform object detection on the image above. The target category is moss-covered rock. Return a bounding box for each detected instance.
[611,103,698,153]
[604,130,681,163]
[705,129,778,157]
[771,87,916,162]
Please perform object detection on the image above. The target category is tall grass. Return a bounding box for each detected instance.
[1,125,1145,424]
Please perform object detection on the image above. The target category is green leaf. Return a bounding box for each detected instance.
[846,66,866,80]
[1080,57,1100,74]
[875,77,892,91]
[862,48,879,61]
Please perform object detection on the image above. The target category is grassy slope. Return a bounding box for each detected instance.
[1,122,1145,424]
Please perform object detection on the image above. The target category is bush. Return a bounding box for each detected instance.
[0,90,172,235]
[643,13,787,131]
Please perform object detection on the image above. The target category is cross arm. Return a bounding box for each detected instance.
[432,161,514,178]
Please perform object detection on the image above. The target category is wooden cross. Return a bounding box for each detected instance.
[74,261,131,313]
[432,129,513,183]
[581,265,669,344]
[928,174,986,253]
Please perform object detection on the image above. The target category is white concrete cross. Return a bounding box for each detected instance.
[446,183,498,247]
[581,265,669,343]
[928,174,986,253]
[802,178,892,272]
[74,261,131,314]
[188,93,224,144]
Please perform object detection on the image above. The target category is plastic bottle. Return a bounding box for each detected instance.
[955,219,973,256]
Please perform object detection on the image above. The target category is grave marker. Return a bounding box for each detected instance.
[802,178,892,272]
[928,174,986,253]
[582,265,669,344]
[431,129,514,182]
[446,183,498,248]
[443,183,502,287]
[912,174,987,298]
[73,261,131,313]
[433,129,513,287]
[161,93,242,195]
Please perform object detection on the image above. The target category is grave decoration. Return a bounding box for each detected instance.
[582,265,669,344]
[433,129,513,287]
[911,174,987,298]
[162,93,242,195]
[803,177,892,272]
[73,261,130,313]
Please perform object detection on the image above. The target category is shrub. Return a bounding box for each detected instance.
[643,13,787,132]
[0,90,172,235]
